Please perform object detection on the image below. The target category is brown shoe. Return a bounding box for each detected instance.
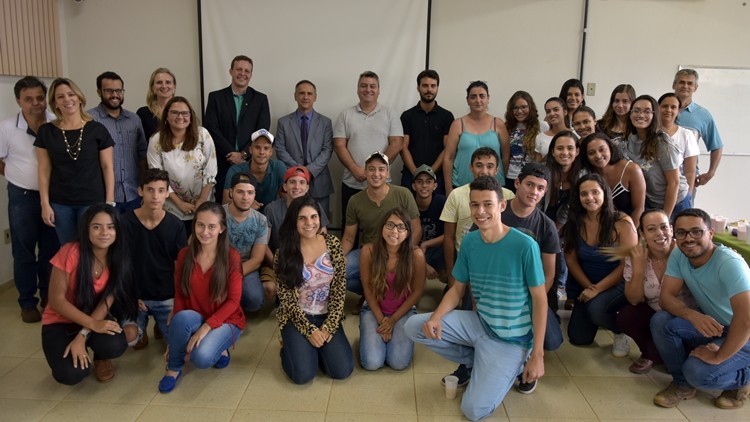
[133,332,149,350]
[564,298,575,310]
[153,324,163,340]
[715,384,750,409]
[21,307,41,323]
[653,382,696,408]
[94,359,115,383]
[629,358,654,374]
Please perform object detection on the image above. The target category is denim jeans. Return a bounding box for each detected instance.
[241,271,263,311]
[166,310,241,371]
[280,313,354,384]
[544,305,563,351]
[651,311,750,389]
[345,248,363,295]
[405,310,529,421]
[568,282,627,346]
[50,202,90,245]
[7,183,59,309]
[359,305,416,371]
[137,299,173,339]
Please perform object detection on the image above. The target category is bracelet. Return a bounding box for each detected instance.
[106,201,116,207]
[79,328,91,339]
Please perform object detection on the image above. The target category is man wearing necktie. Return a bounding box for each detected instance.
[274,80,334,218]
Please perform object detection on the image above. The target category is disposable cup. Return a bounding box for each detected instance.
[444,375,458,399]
[738,223,747,241]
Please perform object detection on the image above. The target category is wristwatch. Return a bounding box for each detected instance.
[79,328,91,340]
[106,201,116,207]
[241,150,248,160]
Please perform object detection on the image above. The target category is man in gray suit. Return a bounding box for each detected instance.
[274,80,334,217]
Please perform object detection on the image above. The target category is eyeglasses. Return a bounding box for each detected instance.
[169,110,191,118]
[102,89,124,95]
[512,105,529,112]
[384,221,408,233]
[631,108,653,116]
[674,229,705,240]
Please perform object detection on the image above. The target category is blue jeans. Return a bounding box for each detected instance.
[568,282,627,346]
[241,271,263,311]
[166,310,241,371]
[7,183,59,309]
[359,305,417,371]
[50,202,89,245]
[115,197,141,214]
[136,299,173,339]
[345,248,363,295]
[405,310,529,421]
[280,314,354,384]
[651,311,750,389]
[545,305,564,351]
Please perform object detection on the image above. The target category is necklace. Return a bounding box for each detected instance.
[61,121,84,161]
[93,256,106,278]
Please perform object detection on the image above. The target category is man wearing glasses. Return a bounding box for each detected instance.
[89,71,148,213]
[651,208,750,410]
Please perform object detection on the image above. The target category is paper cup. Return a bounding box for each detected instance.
[739,223,747,241]
[444,375,458,399]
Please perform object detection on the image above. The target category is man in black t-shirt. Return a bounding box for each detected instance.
[413,164,446,280]
[121,168,187,349]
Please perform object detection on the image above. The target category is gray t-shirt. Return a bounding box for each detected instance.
[223,204,268,261]
[622,133,688,208]
[333,103,403,190]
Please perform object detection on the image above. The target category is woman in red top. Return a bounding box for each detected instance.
[159,202,244,393]
[41,203,137,385]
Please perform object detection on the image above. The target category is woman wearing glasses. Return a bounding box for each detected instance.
[503,91,546,192]
[137,68,176,140]
[147,97,217,235]
[443,81,510,194]
[359,208,425,370]
[622,95,690,219]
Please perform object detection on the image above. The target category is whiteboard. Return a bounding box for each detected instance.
[680,65,750,156]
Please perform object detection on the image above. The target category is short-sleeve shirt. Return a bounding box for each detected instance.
[34,121,115,205]
[622,133,688,209]
[345,185,419,245]
[666,244,750,326]
[42,242,110,325]
[420,194,447,243]
[224,159,285,209]
[0,111,54,190]
[400,103,454,173]
[453,228,544,344]
[333,104,403,190]
[677,102,723,152]
[223,204,268,261]
[501,203,560,255]
[440,184,515,252]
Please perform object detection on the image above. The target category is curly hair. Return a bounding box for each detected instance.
[505,91,541,157]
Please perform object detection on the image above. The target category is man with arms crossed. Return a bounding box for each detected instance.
[405,176,546,421]
[651,208,750,409]
[0,76,59,322]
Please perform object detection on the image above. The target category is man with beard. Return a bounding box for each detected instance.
[89,71,147,213]
[651,208,750,409]
[400,70,454,194]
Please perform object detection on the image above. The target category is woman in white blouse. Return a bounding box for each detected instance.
[147,97,217,234]
[658,93,699,199]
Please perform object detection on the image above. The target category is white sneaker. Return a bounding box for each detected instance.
[612,333,630,357]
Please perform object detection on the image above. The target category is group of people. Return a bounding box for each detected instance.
[1,57,748,421]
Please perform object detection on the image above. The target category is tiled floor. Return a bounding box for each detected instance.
[0,280,746,421]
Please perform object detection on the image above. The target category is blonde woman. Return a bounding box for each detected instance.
[137,68,176,139]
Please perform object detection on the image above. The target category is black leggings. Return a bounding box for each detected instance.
[42,323,127,385]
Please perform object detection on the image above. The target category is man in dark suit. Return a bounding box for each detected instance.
[274,80,334,217]
[204,55,270,203]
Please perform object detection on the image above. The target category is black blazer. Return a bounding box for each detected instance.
[204,86,270,159]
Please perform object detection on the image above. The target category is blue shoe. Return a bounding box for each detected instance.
[158,370,182,393]
[214,351,230,369]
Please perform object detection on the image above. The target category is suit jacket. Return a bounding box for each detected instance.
[274,110,334,198]
[204,86,270,159]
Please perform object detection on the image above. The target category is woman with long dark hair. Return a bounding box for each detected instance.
[622,95,690,218]
[564,174,637,356]
[597,84,635,142]
[158,202,244,393]
[581,132,646,227]
[559,78,585,128]
[504,90,545,191]
[275,195,353,384]
[534,97,569,162]
[359,207,426,370]
[544,130,581,229]
[41,204,137,385]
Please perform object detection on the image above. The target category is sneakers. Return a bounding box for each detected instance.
[94,359,115,383]
[714,384,750,409]
[517,375,537,394]
[21,307,41,323]
[629,357,654,374]
[653,382,697,408]
[133,332,149,350]
[612,333,630,357]
[442,364,472,387]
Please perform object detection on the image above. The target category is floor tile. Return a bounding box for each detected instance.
[328,367,416,415]
[40,402,145,422]
[0,319,43,358]
[503,376,597,419]
[137,405,235,421]
[0,397,58,422]
[232,409,326,421]
[414,372,465,416]
[237,367,332,412]
[326,413,417,422]
[0,355,25,378]
[150,365,252,409]
[64,357,162,404]
[555,332,638,378]
[574,376,686,420]
[0,358,74,400]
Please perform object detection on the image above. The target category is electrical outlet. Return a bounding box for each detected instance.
[3,229,9,245]
[586,83,596,96]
